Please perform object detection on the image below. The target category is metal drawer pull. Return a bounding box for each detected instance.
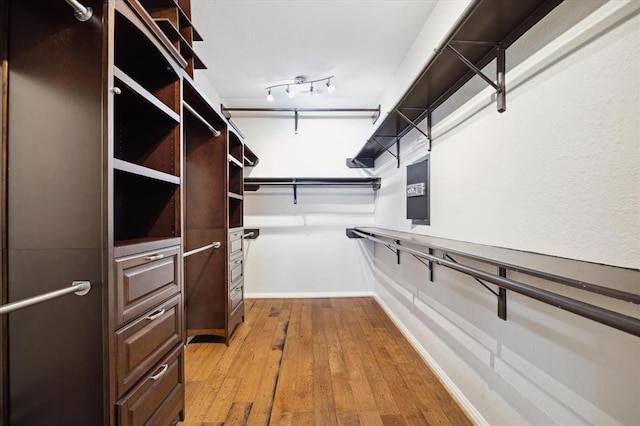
[144,253,165,261]
[149,364,169,381]
[144,308,165,321]
[233,260,242,265]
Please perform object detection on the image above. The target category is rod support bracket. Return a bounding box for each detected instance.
[72,281,91,296]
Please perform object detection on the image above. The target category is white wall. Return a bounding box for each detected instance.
[370,0,640,424]
[237,116,377,297]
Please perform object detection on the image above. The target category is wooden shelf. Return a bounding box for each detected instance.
[347,0,564,168]
[154,19,206,69]
[114,67,180,121]
[113,159,181,185]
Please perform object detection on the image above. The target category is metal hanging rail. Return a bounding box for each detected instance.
[245,177,381,204]
[221,104,381,134]
[0,281,91,315]
[347,228,640,337]
[183,241,221,258]
[183,101,221,137]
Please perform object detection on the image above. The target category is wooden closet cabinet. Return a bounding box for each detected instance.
[182,77,246,345]
[1,0,189,424]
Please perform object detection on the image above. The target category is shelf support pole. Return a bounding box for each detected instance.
[294,109,299,134]
[429,248,434,281]
[498,267,507,320]
[445,44,506,113]
[496,45,506,112]
[293,181,298,204]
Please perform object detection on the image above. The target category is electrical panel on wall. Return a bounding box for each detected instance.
[406,155,430,225]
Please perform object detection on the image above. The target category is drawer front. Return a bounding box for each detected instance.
[116,295,182,398]
[229,255,243,283]
[117,345,184,426]
[115,245,180,326]
[229,280,243,313]
[229,229,243,256]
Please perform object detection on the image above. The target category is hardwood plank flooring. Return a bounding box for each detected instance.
[179,298,472,426]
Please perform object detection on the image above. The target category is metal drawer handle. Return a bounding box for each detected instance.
[149,364,169,381]
[233,260,242,265]
[144,253,165,261]
[145,308,165,321]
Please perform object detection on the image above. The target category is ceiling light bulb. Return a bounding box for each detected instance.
[286,85,295,99]
[326,79,336,93]
[266,89,274,102]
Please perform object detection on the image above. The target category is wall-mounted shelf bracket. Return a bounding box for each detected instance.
[444,253,507,320]
[371,137,399,168]
[446,42,506,113]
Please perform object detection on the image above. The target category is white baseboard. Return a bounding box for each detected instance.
[372,294,488,426]
[245,291,375,299]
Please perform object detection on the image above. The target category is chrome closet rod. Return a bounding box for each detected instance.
[0,281,91,315]
[64,0,93,21]
[183,102,221,137]
[183,241,221,258]
[243,232,254,238]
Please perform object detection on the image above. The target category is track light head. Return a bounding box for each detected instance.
[286,85,295,99]
[326,79,336,93]
[266,89,274,102]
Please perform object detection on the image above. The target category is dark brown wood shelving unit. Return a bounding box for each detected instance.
[347,0,564,169]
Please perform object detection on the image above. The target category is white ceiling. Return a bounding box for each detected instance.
[191,0,437,109]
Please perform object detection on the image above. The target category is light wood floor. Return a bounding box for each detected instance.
[179,297,471,425]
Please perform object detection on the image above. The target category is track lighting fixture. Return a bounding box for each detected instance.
[65,0,93,21]
[265,75,335,101]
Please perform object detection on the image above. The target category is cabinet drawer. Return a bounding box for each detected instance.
[115,245,180,326]
[230,280,243,313]
[229,255,243,283]
[229,229,243,256]
[116,295,182,398]
[117,345,184,426]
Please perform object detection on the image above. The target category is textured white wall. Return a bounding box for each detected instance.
[237,116,377,296]
[371,0,640,424]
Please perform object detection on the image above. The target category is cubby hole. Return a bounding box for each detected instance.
[228,197,243,229]
[183,111,226,232]
[114,170,180,245]
[114,81,179,176]
[228,131,243,164]
[114,12,179,111]
[228,161,243,197]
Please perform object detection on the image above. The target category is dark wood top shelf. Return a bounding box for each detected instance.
[347,0,564,168]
